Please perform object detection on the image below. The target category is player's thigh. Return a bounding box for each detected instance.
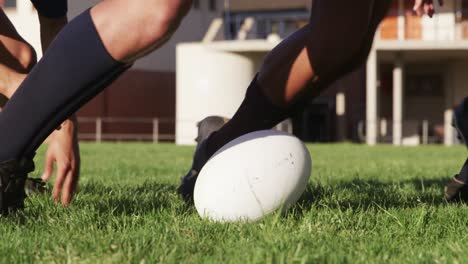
[307,0,393,78]
[347,0,393,70]
[307,0,376,77]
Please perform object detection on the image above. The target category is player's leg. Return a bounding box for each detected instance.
[207,0,392,155]
[178,0,393,202]
[31,0,68,50]
[0,0,191,214]
[453,97,468,148]
[444,97,468,202]
[0,0,191,160]
[445,158,468,202]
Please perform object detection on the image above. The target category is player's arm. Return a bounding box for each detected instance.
[41,115,80,205]
[30,0,80,205]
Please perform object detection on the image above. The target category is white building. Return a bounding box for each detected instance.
[367,0,468,146]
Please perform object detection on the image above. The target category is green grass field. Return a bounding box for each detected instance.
[0,143,467,263]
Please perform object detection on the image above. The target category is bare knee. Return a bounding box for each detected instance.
[330,32,376,80]
[100,0,193,61]
[141,0,192,43]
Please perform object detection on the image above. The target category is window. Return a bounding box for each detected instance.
[463,0,468,19]
[4,0,16,8]
[193,0,200,10]
[209,0,216,11]
[406,74,443,97]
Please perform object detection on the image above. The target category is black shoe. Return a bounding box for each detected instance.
[194,116,229,144]
[178,116,229,204]
[0,159,34,215]
[453,97,468,148]
[24,178,47,197]
[178,140,211,204]
[444,176,468,203]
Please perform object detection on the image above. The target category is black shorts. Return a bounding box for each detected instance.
[308,0,392,80]
[31,0,68,18]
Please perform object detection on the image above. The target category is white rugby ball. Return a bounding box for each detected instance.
[194,130,312,222]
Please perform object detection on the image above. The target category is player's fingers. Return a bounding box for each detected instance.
[61,169,76,206]
[71,168,80,194]
[72,151,81,194]
[41,153,55,182]
[53,165,68,202]
[70,177,78,196]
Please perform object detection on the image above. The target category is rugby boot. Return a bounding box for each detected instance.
[444,175,468,203]
[453,97,468,148]
[0,159,34,215]
[195,116,229,143]
[178,116,229,204]
[24,178,47,197]
[178,140,210,203]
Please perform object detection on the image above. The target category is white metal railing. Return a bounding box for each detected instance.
[377,24,460,42]
[77,117,175,142]
[358,119,445,145]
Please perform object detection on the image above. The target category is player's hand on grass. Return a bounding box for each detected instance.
[41,117,80,206]
[413,0,443,17]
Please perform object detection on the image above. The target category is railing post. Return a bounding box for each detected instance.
[153,118,159,143]
[422,120,429,145]
[96,117,102,143]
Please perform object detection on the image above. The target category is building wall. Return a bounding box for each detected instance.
[77,70,176,138]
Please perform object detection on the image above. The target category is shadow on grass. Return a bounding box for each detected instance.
[76,177,451,218]
[78,177,453,216]
[20,177,453,220]
[294,177,450,214]
[74,182,195,216]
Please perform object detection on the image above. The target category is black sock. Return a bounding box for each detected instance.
[205,75,296,160]
[456,158,468,183]
[0,9,129,161]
